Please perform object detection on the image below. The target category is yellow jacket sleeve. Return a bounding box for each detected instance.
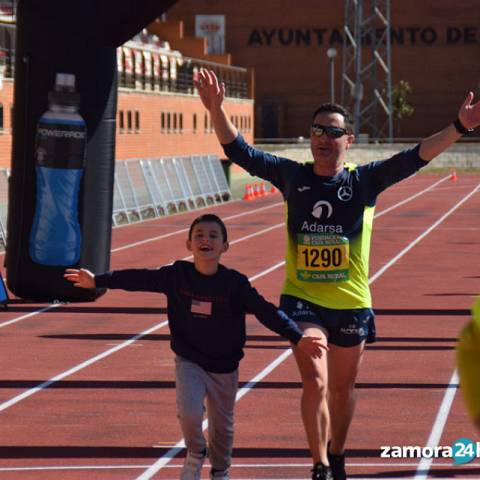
[457,296,480,424]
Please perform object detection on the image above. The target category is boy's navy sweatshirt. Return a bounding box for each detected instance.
[95,260,303,373]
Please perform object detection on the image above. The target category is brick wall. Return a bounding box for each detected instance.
[0,79,13,168]
[116,89,253,160]
[0,83,253,168]
[167,0,480,139]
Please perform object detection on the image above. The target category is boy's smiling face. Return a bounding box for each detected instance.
[186,221,229,262]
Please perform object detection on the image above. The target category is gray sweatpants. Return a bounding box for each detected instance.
[175,355,238,472]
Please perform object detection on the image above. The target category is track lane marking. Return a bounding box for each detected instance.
[374,175,450,218]
[111,201,284,252]
[370,182,480,285]
[414,369,460,479]
[1,178,476,476]
[1,179,474,416]
[0,175,452,330]
[0,321,168,412]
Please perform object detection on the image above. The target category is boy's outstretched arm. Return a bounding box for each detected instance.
[66,268,168,293]
[239,277,327,358]
[64,268,96,289]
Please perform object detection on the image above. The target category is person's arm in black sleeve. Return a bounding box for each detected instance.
[364,144,428,197]
[194,67,297,191]
[221,133,298,191]
[65,267,169,293]
[237,274,327,357]
[364,92,480,199]
[95,268,168,293]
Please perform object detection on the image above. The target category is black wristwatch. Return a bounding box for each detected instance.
[453,117,474,135]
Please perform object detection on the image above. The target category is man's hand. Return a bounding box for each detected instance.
[64,268,95,289]
[194,68,225,112]
[297,335,329,359]
[458,92,480,130]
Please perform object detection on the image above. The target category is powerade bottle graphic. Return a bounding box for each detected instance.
[29,73,86,266]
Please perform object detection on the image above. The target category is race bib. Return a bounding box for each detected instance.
[296,233,350,282]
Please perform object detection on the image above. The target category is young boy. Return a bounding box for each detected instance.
[65,213,326,480]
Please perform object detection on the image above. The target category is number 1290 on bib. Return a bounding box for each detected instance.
[296,234,350,283]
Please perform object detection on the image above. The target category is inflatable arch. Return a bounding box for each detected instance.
[6,0,176,301]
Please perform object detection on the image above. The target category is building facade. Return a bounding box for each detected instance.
[167,0,480,139]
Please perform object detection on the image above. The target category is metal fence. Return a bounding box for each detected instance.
[112,154,230,225]
[0,154,230,248]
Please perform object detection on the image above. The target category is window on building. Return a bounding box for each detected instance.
[167,112,171,132]
[205,112,208,133]
[118,110,124,132]
[135,110,140,132]
[173,113,177,132]
[179,113,183,133]
[127,110,132,132]
[0,103,4,131]
[193,113,197,133]
[161,112,165,133]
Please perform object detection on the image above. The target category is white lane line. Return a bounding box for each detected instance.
[1,179,472,410]
[0,304,60,329]
[1,460,475,472]
[0,255,290,413]
[136,182,480,479]
[0,175,450,329]
[0,225,284,330]
[377,183,480,479]
[0,321,168,412]
[374,175,450,218]
[114,175,452,252]
[370,182,480,285]
[414,370,460,480]
[0,180,473,433]
[111,201,284,252]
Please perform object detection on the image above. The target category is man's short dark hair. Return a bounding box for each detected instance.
[189,214,228,242]
[311,103,353,133]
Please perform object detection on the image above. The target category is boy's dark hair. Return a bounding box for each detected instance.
[311,103,353,133]
[189,214,228,242]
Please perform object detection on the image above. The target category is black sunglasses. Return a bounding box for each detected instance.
[311,124,347,138]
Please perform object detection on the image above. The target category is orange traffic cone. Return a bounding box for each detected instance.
[450,169,458,181]
[259,181,266,197]
[269,184,278,194]
[253,182,260,198]
[242,184,254,200]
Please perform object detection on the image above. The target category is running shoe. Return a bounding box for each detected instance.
[311,462,333,480]
[327,443,347,480]
[180,449,207,480]
[210,468,230,479]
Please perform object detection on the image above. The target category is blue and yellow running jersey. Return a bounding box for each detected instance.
[224,135,428,309]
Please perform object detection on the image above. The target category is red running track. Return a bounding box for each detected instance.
[0,172,479,479]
